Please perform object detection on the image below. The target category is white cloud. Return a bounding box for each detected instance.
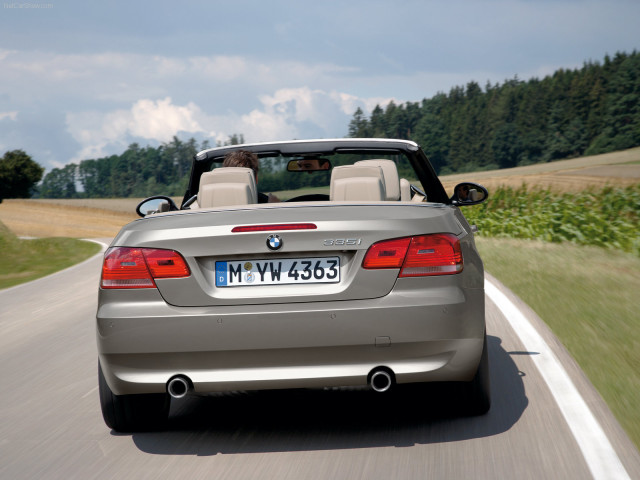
[0,111,18,121]
[66,97,205,161]
[128,98,203,139]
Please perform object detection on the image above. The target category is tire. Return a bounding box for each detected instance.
[98,362,170,432]
[462,332,491,415]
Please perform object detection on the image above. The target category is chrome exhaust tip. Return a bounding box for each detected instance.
[370,369,393,393]
[167,376,191,399]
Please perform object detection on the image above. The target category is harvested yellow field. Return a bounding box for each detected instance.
[22,197,183,213]
[439,147,640,193]
[0,200,138,238]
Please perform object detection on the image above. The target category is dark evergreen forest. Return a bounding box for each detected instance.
[349,51,640,174]
[39,51,640,198]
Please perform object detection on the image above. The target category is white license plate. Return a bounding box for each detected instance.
[215,257,340,287]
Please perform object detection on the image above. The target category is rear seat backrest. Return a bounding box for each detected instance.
[198,167,258,208]
[330,165,386,201]
[354,159,400,201]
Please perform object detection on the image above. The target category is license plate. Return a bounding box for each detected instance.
[215,257,340,287]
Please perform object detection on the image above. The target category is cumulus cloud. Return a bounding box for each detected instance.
[244,87,396,139]
[64,89,396,163]
[66,97,205,161]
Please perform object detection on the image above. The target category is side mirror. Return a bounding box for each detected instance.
[136,196,178,217]
[450,182,488,206]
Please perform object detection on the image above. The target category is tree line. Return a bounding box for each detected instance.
[38,137,203,199]
[349,51,640,174]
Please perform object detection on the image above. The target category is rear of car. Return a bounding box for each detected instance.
[96,139,490,432]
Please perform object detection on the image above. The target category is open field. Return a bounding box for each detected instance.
[439,147,640,193]
[0,199,138,238]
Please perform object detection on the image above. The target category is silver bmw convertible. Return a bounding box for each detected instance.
[96,138,490,432]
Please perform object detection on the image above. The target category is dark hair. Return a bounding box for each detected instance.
[222,150,259,173]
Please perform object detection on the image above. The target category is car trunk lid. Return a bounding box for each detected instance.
[112,202,463,307]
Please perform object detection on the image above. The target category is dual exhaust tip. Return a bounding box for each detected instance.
[166,368,394,398]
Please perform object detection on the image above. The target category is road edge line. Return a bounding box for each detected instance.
[485,278,630,480]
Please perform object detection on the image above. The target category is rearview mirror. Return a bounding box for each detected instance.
[136,196,178,217]
[287,158,332,172]
[450,182,488,206]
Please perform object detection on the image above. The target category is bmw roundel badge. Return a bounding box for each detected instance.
[266,234,282,251]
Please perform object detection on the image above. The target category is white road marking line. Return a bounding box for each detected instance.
[485,279,630,480]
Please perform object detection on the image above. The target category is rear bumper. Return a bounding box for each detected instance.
[97,282,485,395]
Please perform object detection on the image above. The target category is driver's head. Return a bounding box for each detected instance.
[223,150,259,180]
[297,159,320,171]
[457,184,469,199]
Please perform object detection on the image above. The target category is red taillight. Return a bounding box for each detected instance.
[363,234,463,276]
[142,249,191,279]
[362,237,411,269]
[101,247,190,289]
[399,234,463,276]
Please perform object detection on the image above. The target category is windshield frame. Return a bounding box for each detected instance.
[182,139,449,207]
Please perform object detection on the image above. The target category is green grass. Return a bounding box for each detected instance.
[476,236,640,449]
[0,221,101,289]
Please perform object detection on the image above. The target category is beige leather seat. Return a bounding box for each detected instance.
[400,178,412,201]
[329,165,386,201]
[198,167,258,208]
[354,159,401,201]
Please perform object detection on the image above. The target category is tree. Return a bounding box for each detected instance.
[348,107,369,137]
[223,134,245,146]
[492,123,522,168]
[0,150,44,201]
[414,113,449,173]
[39,164,77,198]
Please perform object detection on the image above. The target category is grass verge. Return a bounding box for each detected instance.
[0,220,101,289]
[476,236,640,449]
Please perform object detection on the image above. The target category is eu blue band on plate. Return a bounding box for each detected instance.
[215,262,227,286]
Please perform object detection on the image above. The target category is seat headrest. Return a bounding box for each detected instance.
[330,165,386,201]
[354,159,400,200]
[198,167,258,208]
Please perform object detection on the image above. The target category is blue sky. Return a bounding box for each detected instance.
[1,0,639,171]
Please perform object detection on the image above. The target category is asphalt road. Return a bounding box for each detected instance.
[1,245,639,480]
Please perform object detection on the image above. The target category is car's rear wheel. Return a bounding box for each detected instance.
[98,362,170,432]
[461,332,491,415]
